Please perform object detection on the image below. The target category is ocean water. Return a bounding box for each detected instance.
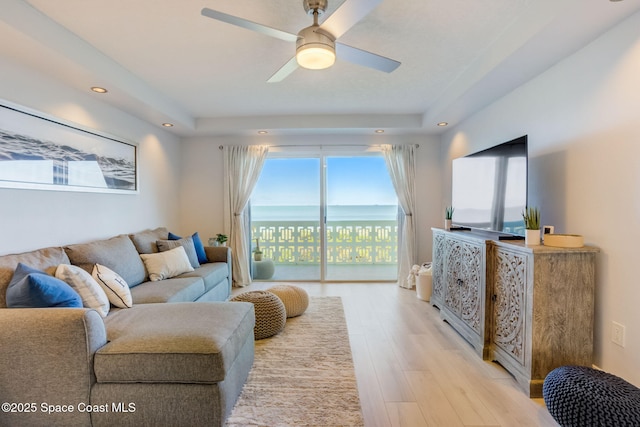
[252,204,398,221]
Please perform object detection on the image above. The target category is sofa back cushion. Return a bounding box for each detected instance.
[0,247,70,308]
[129,227,169,254]
[65,235,146,287]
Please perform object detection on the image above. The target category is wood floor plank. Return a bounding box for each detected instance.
[385,332,432,371]
[386,402,430,427]
[405,370,466,427]
[423,348,500,426]
[350,333,392,427]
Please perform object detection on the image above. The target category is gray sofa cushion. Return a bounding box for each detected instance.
[129,227,169,254]
[65,235,147,287]
[179,262,229,292]
[0,247,70,308]
[129,277,205,304]
[96,302,255,383]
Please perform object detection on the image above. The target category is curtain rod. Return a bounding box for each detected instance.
[218,144,419,150]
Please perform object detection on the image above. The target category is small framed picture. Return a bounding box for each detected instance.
[543,225,555,235]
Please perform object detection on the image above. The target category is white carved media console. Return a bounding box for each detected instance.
[431,228,599,397]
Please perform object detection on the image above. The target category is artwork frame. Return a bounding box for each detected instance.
[0,99,138,194]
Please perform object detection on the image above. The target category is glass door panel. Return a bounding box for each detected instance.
[251,157,321,280]
[324,156,398,281]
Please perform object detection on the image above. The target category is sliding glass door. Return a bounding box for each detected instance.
[251,157,321,280]
[250,152,397,281]
[325,156,398,281]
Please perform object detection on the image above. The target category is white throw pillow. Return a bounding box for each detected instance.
[92,264,133,308]
[139,246,194,281]
[55,264,110,317]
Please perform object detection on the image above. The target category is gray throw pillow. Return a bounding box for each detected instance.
[129,227,169,254]
[156,237,200,269]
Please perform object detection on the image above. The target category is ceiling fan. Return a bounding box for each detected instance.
[201,0,401,82]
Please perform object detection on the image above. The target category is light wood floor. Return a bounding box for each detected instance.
[232,282,559,427]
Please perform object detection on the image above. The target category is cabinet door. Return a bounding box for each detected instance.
[444,239,483,333]
[444,239,463,314]
[493,248,527,365]
[458,242,483,334]
[431,232,446,302]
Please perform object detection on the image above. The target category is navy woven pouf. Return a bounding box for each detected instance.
[543,366,640,427]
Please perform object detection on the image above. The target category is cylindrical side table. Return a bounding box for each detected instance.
[252,259,275,280]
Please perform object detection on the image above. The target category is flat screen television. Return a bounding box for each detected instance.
[451,135,528,237]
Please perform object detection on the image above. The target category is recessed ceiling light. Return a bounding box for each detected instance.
[162,123,174,127]
[437,122,448,127]
[258,130,268,135]
[375,129,385,133]
[91,86,108,93]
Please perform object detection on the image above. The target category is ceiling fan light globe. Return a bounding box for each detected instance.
[296,25,336,70]
[297,45,336,69]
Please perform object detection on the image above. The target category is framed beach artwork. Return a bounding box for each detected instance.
[0,100,138,194]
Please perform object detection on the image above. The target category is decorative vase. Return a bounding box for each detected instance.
[445,219,452,230]
[525,229,541,246]
[254,252,263,262]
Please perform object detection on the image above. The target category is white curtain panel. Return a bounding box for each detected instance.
[382,144,417,289]
[223,145,269,286]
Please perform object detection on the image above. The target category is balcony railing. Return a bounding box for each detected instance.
[251,220,398,266]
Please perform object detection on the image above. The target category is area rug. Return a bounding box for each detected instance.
[226,296,364,427]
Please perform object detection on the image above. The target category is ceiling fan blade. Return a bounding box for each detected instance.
[201,8,297,43]
[320,0,384,39]
[336,43,400,73]
[267,57,299,83]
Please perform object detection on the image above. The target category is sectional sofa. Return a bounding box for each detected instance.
[0,227,255,427]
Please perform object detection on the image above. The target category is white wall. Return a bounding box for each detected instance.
[440,11,640,385]
[0,58,183,255]
[179,133,442,266]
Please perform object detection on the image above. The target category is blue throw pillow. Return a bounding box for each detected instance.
[6,263,82,308]
[169,231,208,264]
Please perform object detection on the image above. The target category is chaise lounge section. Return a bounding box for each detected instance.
[0,227,255,427]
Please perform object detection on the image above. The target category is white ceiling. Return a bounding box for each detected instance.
[1,0,639,137]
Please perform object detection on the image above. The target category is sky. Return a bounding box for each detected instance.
[252,156,398,206]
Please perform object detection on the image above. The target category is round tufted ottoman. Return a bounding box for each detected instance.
[231,291,286,340]
[267,285,309,318]
[543,365,640,427]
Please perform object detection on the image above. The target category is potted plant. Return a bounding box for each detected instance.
[215,233,228,247]
[445,206,454,230]
[253,238,263,261]
[522,206,541,246]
